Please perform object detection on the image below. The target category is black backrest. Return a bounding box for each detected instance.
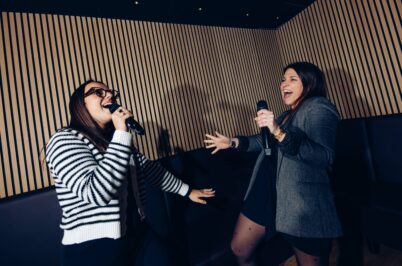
[0,189,62,266]
[365,114,402,211]
[366,114,402,184]
[332,118,373,206]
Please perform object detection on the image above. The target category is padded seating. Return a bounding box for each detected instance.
[1,114,401,265]
[0,188,62,266]
[333,114,402,266]
[361,114,402,251]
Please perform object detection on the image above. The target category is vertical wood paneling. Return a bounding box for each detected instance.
[2,0,399,199]
[277,0,401,119]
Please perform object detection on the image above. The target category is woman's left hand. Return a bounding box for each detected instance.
[189,188,215,204]
[255,109,280,135]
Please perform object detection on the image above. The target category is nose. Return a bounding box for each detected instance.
[104,91,113,100]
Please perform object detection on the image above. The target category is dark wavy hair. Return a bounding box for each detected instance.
[283,62,327,108]
[69,79,114,151]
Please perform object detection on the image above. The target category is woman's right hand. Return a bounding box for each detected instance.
[112,107,133,131]
[204,132,233,154]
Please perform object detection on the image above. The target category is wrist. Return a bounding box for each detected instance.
[229,138,238,148]
[184,187,192,198]
[274,128,286,141]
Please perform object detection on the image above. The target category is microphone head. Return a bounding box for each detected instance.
[256,100,268,111]
[108,102,120,113]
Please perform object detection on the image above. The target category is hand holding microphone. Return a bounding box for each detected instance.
[256,100,280,155]
[108,103,145,135]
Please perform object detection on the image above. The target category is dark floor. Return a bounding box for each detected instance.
[282,242,402,266]
[192,242,402,266]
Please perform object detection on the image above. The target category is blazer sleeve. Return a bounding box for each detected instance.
[235,134,262,152]
[278,99,340,168]
[46,130,132,206]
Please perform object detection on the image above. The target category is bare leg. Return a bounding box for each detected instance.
[293,247,329,266]
[230,213,266,266]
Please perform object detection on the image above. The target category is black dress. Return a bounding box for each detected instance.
[241,145,277,240]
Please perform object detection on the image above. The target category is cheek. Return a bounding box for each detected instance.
[85,102,99,117]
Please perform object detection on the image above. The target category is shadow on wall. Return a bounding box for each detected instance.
[325,68,374,119]
[148,82,256,157]
[139,83,260,265]
[219,99,256,136]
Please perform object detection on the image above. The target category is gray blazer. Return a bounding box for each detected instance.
[241,96,342,238]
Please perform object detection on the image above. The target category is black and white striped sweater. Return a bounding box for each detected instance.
[46,128,189,244]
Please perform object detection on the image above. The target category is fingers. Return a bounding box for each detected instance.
[193,198,207,204]
[189,189,216,205]
[116,107,132,118]
[205,133,216,140]
[211,148,219,154]
[215,131,224,137]
[203,139,215,144]
[255,110,276,128]
[199,188,215,197]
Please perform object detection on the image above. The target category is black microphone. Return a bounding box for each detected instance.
[108,102,145,135]
[256,100,271,156]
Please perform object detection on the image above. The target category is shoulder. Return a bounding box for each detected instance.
[48,128,82,143]
[299,97,339,118]
[46,128,88,152]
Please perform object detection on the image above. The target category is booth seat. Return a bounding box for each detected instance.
[1,114,401,266]
[333,114,402,266]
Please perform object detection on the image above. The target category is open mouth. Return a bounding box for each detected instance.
[101,102,113,110]
[283,91,293,98]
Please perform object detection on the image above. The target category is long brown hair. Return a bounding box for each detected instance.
[69,79,114,151]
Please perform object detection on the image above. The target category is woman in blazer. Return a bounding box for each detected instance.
[205,62,342,266]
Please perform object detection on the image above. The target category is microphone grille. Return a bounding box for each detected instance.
[108,102,120,113]
[256,100,268,111]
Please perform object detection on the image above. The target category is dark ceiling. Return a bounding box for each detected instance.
[1,0,315,29]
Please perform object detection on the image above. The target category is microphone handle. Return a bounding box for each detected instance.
[126,117,145,135]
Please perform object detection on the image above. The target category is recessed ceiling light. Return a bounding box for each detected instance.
[134,1,139,5]
[198,7,203,11]
[245,13,250,17]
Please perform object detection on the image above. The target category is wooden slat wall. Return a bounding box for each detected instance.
[0,12,283,198]
[277,0,402,119]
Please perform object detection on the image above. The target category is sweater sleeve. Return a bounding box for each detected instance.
[135,152,189,196]
[46,130,132,206]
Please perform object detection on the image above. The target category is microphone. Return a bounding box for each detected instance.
[108,102,145,135]
[256,100,271,156]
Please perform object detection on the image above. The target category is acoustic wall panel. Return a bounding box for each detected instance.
[277,0,401,119]
[0,12,282,198]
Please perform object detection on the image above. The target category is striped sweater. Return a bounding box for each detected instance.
[46,128,189,245]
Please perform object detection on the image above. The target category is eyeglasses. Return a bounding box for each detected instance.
[84,87,120,99]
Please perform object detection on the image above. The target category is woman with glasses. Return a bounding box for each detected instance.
[46,79,215,266]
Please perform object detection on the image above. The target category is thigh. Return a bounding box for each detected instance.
[292,247,330,266]
[231,213,266,252]
[281,233,332,257]
[281,233,332,266]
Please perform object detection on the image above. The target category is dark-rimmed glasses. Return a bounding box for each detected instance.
[84,87,120,99]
